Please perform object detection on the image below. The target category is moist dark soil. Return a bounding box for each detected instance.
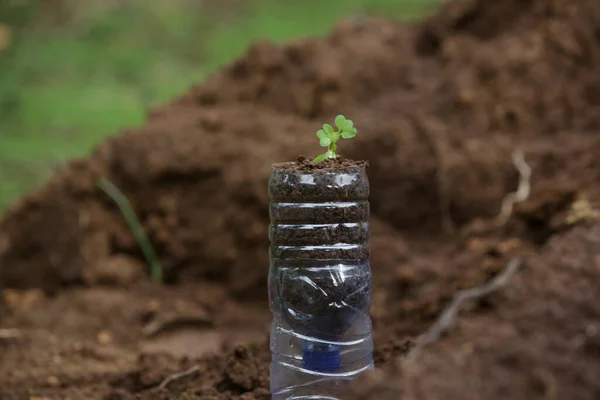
[273,156,369,171]
[269,158,369,203]
[269,159,371,336]
[269,159,369,259]
[2,0,600,398]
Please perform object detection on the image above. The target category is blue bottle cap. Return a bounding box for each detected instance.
[302,342,341,373]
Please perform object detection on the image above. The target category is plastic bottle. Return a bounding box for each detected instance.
[268,160,373,399]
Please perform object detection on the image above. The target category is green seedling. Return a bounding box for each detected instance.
[97,178,164,284]
[314,114,357,162]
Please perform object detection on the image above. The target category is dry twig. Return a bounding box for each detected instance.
[0,328,22,340]
[406,256,524,361]
[497,150,531,225]
[152,365,200,392]
[142,311,212,337]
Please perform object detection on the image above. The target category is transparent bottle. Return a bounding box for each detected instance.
[268,161,373,400]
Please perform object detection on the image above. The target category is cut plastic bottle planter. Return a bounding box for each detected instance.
[268,160,374,399]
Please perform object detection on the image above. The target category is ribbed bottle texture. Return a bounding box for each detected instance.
[268,163,373,399]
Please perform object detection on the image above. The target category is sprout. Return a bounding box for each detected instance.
[314,114,357,163]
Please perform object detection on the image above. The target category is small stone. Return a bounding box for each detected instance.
[97,330,113,345]
[83,255,145,286]
[46,376,59,386]
[199,110,223,132]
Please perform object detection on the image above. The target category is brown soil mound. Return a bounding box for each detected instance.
[349,221,600,400]
[2,0,600,398]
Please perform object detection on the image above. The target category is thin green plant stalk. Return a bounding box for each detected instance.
[97,178,164,284]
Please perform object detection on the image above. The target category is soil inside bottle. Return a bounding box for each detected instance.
[269,157,371,339]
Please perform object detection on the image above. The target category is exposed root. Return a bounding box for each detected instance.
[406,256,525,361]
[497,150,531,225]
[151,365,200,392]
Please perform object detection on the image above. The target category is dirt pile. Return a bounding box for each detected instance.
[2,0,600,398]
[4,0,600,290]
[348,221,600,400]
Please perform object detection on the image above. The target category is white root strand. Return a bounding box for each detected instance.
[497,149,532,225]
[406,256,525,361]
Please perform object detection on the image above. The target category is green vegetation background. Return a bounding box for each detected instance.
[0,0,439,212]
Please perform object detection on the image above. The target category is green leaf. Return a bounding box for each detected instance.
[316,129,328,140]
[341,128,357,139]
[323,124,334,135]
[314,153,327,163]
[336,115,355,131]
[320,137,331,147]
[335,114,346,130]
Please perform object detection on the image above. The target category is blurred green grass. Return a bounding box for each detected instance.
[0,0,440,212]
